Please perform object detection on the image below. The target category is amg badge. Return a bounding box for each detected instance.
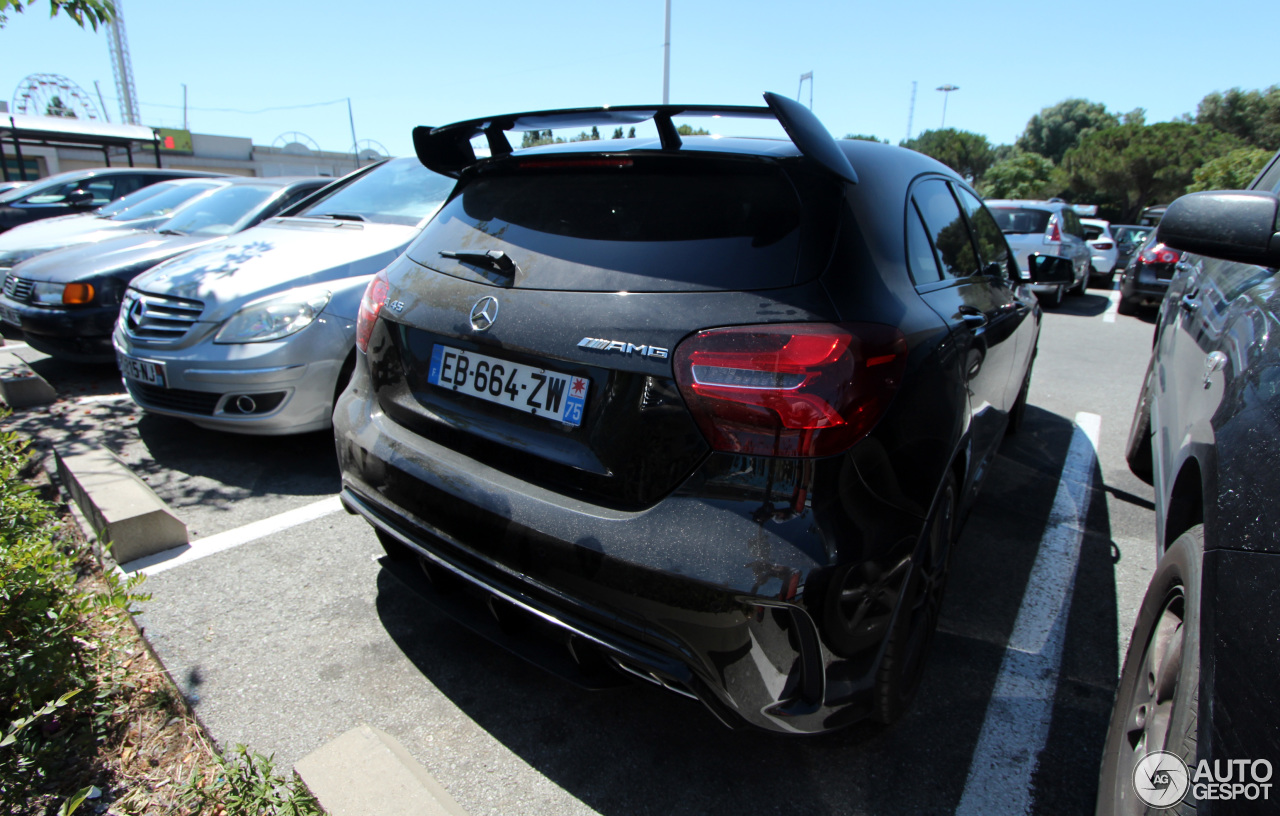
[577,337,669,359]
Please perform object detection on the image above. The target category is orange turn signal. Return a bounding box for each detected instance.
[62,283,95,305]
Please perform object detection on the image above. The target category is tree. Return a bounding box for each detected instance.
[675,124,710,136]
[0,0,115,29]
[1017,99,1119,164]
[520,129,563,148]
[1196,86,1280,150]
[44,94,76,118]
[1057,122,1240,222]
[1187,147,1274,192]
[628,127,636,138]
[611,127,624,139]
[901,128,995,185]
[842,133,887,143]
[978,150,1057,200]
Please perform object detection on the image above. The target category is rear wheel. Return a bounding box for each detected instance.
[1096,526,1201,816]
[1117,296,1139,316]
[1038,285,1065,308]
[1125,365,1155,483]
[873,472,957,724]
[1072,265,1089,295]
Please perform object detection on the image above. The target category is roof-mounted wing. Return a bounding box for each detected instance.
[412,91,857,184]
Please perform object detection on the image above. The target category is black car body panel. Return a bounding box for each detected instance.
[0,168,219,233]
[336,101,1044,733]
[1105,156,1280,810]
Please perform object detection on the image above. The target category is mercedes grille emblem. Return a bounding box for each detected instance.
[470,296,499,332]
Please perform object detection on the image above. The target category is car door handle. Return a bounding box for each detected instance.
[1180,296,1201,313]
[957,308,988,329]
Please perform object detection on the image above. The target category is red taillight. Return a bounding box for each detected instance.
[672,323,908,458]
[1093,241,1114,250]
[1044,216,1062,245]
[1140,243,1182,265]
[355,269,390,353]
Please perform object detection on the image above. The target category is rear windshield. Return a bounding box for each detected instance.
[298,159,455,226]
[1083,225,1104,241]
[1114,226,1152,244]
[989,207,1052,235]
[408,159,803,292]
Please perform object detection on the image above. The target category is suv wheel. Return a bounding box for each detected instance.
[1097,526,1201,816]
[873,472,956,724]
[1072,265,1089,296]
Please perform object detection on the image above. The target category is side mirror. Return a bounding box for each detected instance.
[1025,253,1075,285]
[1158,191,1280,268]
[64,190,95,208]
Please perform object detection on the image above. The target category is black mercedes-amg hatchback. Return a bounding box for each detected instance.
[334,92,1073,734]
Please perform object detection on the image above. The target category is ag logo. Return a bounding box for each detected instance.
[1134,751,1190,808]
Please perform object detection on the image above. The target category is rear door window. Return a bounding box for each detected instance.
[408,158,806,292]
[955,187,1013,278]
[912,178,977,280]
[906,201,942,284]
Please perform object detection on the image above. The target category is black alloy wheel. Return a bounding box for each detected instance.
[872,472,957,724]
[1097,526,1201,816]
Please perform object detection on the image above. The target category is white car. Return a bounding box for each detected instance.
[113,158,455,435]
[1081,217,1119,288]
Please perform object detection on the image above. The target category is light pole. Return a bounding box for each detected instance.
[937,84,958,129]
[662,0,671,104]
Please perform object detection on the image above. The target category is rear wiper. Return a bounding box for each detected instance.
[158,228,186,236]
[439,249,518,276]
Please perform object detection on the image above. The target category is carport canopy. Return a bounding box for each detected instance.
[2,114,161,181]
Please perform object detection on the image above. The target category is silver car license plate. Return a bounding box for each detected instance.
[427,344,587,426]
[118,353,166,387]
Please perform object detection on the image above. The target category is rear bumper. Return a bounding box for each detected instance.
[334,361,926,734]
[1119,262,1173,305]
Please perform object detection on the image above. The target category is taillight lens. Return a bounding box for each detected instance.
[1093,241,1114,250]
[673,322,908,458]
[355,269,390,353]
[1140,243,1183,265]
[1044,216,1062,245]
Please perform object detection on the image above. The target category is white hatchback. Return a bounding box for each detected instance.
[1081,217,1119,287]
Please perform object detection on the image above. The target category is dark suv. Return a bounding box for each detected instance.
[334,93,1073,734]
[1098,150,1280,812]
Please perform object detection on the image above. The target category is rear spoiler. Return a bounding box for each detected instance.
[412,92,857,184]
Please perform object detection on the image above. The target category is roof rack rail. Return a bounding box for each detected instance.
[412,92,857,184]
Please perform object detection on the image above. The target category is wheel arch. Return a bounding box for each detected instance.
[1164,456,1205,551]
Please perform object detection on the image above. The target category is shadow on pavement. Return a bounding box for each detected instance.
[365,405,1117,814]
[1045,292,1113,318]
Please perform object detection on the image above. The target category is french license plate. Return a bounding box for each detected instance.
[428,344,588,426]
[0,304,19,326]
[118,353,165,387]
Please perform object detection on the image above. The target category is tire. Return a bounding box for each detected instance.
[1096,526,1201,816]
[1125,364,1156,484]
[1117,296,1139,316]
[1038,285,1065,308]
[1103,271,1117,290]
[872,472,957,725]
[1072,265,1089,296]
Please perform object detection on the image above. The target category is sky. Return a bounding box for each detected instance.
[1,0,1276,159]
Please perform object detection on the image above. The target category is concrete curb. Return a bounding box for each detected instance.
[54,444,189,564]
[0,354,56,409]
[295,724,469,816]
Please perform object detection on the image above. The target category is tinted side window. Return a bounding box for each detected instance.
[1251,153,1280,194]
[1061,208,1084,238]
[913,179,977,280]
[906,201,942,284]
[955,187,1012,277]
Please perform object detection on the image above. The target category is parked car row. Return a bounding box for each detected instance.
[0,167,221,233]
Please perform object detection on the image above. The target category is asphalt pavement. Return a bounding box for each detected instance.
[1,287,1161,815]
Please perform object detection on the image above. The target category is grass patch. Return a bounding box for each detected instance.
[0,421,320,814]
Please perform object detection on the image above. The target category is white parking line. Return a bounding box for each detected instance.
[1,341,30,350]
[955,412,1101,816]
[119,495,344,576]
[1102,290,1121,323]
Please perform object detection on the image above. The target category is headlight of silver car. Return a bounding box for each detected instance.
[213,288,332,344]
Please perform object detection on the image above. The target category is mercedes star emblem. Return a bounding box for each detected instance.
[470,296,499,332]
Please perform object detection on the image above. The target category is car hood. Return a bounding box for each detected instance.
[0,214,154,257]
[129,218,420,323]
[12,232,214,283]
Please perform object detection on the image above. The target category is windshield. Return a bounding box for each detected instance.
[989,207,1052,234]
[298,159,455,226]
[0,170,89,204]
[108,181,226,222]
[157,184,278,237]
[98,183,174,217]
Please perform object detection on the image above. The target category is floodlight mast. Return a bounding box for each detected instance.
[107,0,141,125]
